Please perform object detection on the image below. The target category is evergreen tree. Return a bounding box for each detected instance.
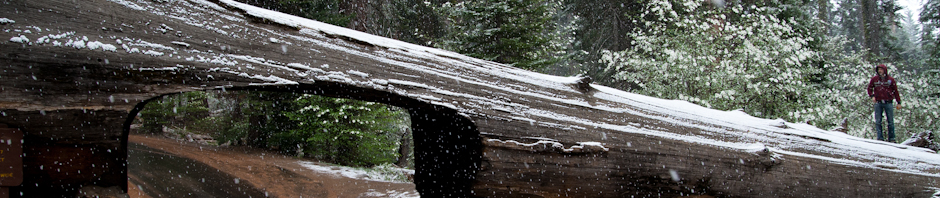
[441,0,557,70]
[922,0,940,100]
[138,95,173,134]
[136,91,412,167]
[374,0,449,47]
[236,91,298,147]
[602,0,824,120]
[833,0,867,52]
[281,94,407,166]
[556,0,645,89]
[139,92,210,134]
[922,0,940,69]
[833,0,903,61]
[888,11,925,66]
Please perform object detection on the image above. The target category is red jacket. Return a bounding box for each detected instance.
[866,65,901,104]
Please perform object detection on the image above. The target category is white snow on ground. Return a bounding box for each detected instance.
[297,161,414,184]
[361,189,420,198]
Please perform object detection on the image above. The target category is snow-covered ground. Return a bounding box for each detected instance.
[297,161,419,198]
[297,161,414,183]
[359,189,420,198]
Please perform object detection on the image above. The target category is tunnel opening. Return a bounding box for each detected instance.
[122,83,481,197]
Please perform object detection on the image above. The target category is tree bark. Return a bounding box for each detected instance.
[862,0,884,58]
[396,128,413,168]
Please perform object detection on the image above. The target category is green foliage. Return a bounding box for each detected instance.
[138,97,171,134]
[886,12,926,67]
[136,91,411,167]
[367,163,412,182]
[282,94,405,166]
[603,0,823,119]
[805,46,940,140]
[440,0,557,70]
[382,0,449,47]
[138,92,211,133]
[602,0,940,142]
[891,69,940,138]
[922,0,940,69]
[236,92,298,147]
[551,0,645,86]
[831,0,903,61]
[206,116,250,145]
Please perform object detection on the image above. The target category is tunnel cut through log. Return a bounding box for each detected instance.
[121,84,482,197]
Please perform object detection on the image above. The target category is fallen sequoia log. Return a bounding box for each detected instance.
[1,0,939,197]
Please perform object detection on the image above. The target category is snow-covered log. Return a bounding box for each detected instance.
[1,0,939,197]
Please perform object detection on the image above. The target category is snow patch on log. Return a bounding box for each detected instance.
[485,138,608,154]
[234,73,299,85]
[286,63,319,71]
[570,141,610,153]
[171,41,190,47]
[388,79,432,89]
[0,18,15,24]
[35,32,74,44]
[228,55,297,72]
[87,41,117,52]
[137,66,180,71]
[371,79,389,86]
[106,0,146,11]
[9,35,28,44]
[347,70,370,78]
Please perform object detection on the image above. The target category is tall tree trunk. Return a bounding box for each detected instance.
[396,127,413,168]
[862,0,883,58]
[819,0,830,34]
[247,115,265,147]
[228,92,244,121]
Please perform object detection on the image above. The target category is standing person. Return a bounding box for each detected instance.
[867,64,902,142]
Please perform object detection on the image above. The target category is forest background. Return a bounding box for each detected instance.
[138,0,940,168]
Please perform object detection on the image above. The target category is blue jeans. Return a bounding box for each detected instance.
[873,102,895,142]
